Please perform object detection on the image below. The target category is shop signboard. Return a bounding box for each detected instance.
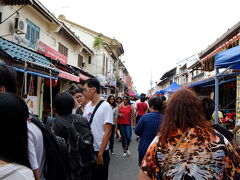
[36,41,67,65]
[236,75,240,143]
[12,34,29,48]
[108,79,116,87]
[106,75,116,87]
[97,74,106,86]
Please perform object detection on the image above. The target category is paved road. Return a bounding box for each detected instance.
[109,133,139,180]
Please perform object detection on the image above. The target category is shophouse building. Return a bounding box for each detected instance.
[0,0,93,117]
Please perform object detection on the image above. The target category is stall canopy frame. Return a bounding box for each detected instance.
[214,45,240,124]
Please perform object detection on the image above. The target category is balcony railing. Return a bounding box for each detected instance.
[192,72,204,81]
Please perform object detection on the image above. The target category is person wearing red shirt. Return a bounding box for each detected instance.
[118,96,136,157]
[136,96,148,141]
[136,96,148,124]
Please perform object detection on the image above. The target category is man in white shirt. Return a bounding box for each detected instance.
[83,78,113,180]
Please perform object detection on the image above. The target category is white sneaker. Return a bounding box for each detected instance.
[126,150,131,156]
[123,152,127,157]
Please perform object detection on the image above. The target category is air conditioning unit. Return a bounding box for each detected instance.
[14,18,27,34]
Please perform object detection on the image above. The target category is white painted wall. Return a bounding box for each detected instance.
[0,5,81,67]
[60,20,117,79]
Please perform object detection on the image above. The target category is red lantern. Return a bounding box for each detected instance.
[45,78,58,87]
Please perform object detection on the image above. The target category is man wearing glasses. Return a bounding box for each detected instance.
[83,78,113,180]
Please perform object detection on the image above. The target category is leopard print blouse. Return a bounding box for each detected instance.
[141,127,240,180]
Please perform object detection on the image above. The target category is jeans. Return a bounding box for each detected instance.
[118,124,132,151]
[109,125,115,152]
[91,150,110,180]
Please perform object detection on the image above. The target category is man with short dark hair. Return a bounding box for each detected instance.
[52,91,93,180]
[0,61,17,93]
[83,78,113,180]
[135,97,164,165]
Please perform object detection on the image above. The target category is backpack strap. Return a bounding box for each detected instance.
[89,100,105,125]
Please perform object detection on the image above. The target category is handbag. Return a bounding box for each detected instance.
[161,129,188,177]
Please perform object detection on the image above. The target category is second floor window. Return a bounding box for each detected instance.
[78,54,83,68]
[25,19,40,49]
[204,57,214,71]
[88,56,91,64]
[58,43,68,57]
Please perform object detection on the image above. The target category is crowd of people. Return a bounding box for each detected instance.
[1,61,240,180]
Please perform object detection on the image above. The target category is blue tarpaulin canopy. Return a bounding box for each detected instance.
[155,82,182,94]
[155,89,166,94]
[215,45,240,69]
[155,82,181,94]
[165,82,182,93]
[214,45,240,124]
[188,78,214,88]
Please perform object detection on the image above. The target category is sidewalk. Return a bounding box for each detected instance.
[109,133,139,180]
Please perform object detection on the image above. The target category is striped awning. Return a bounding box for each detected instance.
[0,37,59,73]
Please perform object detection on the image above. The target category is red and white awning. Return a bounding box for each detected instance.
[58,70,80,82]
[79,74,90,80]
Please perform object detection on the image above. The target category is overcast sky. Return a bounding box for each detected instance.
[40,0,240,93]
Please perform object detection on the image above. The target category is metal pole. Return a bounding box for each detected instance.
[50,70,53,117]
[115,61,119,98]
[214,68,219,124]
[24,61,27,96]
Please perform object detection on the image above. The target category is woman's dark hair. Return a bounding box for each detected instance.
[107,95,116,108]
[53,92,75,116]
[199,96,214,121]
[83,78,100,94]
[0,93,30,168]
[148,97,163,112]
[0,62,17,93]
[159,89,212,144]
[116,97,122,103]
[122,96,131,105]
[140,96,146,102]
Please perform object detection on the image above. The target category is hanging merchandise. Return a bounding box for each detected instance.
[45,78,58,87]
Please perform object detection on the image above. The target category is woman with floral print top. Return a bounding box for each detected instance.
[138,89,240,180]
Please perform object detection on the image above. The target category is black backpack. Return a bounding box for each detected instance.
[30,116,70,180]
[57,114,96,180]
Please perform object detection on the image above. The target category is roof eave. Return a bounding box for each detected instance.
[199,21,240,58]
[160,67,176,80]
[3,0,33,5]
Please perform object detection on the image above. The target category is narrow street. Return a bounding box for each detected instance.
[109,133,139,180]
